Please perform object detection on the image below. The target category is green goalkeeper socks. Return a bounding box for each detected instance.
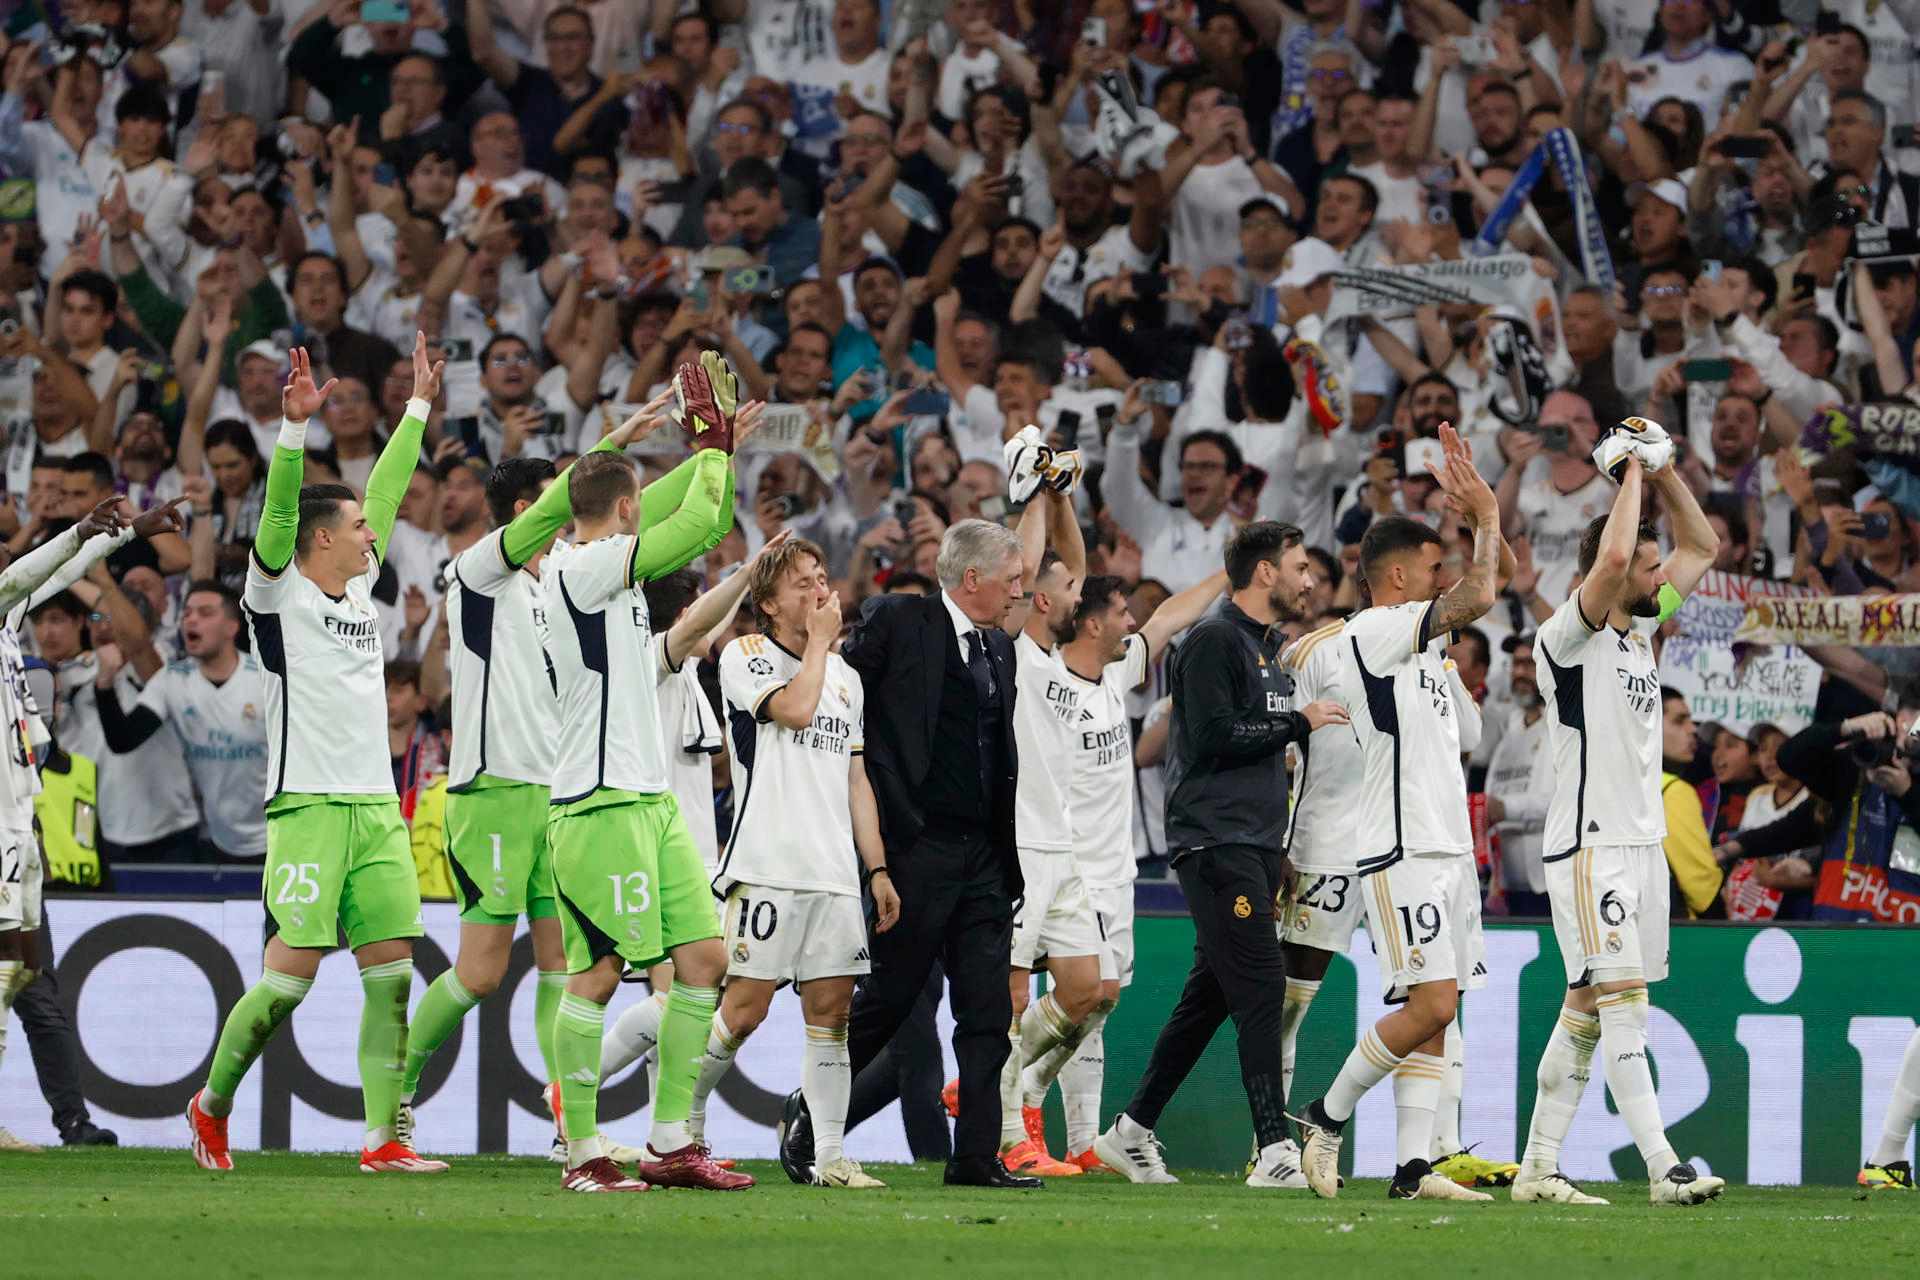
[205,969,313,1108]
[555,992,607,1155]
[535,970,567,1085]
[401,970,478,1099]
[358,959,413,1148]
[652,984,719,1143]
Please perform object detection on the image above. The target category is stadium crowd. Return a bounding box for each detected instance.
[0,0,1918,929]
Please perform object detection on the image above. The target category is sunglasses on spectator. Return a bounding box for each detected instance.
[489,352,534,368]
[1643,284,1687,298]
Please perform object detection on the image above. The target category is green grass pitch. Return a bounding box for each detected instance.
[4,1150,1918,1278]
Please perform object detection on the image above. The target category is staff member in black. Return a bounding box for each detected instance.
[779,520,1039,1188]
[1093,521,1349,1185]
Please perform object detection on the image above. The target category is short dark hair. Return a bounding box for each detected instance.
[115,79,172,124]
[1070,573,1129,634]
[184,578,243,625]
[715,97,772,133]
[61,269,118,314]
[204,420,264,475]
[296,483,359,557]
[1409,370,1459,403]
[1728,254,1778,314]
[544,4,594,36]
[1577,516,1660,576]
[29,589,86,623]
[1181,429,1243,475]
[485,456,558,529]
[479,332,531,369]
[568,450,638,521]
[1323,171,1379,220]
[1225,520,1305,589]
[1702,493,1750,550]
[885,570,936,595]
[1359,515,1445,582]
[1453,625,1490,673]
[1661,685,1687,709]
[290,250,348,293]
[642,567,704,629]
[721,157,781,200]
[385,658,422,690]
[64,452,116,492]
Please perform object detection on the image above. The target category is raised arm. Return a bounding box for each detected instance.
[257,348,334,573]
[665,531,791,669]
[1648,461,1719,600]
[1139,568,1228,654]
[1577,453,1641,624]
[365,335,442,562]
[1427,423,1502,634]
[466,0,521,89]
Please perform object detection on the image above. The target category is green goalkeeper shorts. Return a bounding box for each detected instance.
[447,775,555,925]
[548,788,719,974]
[263,796,423,950]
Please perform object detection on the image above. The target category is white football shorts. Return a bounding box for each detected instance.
[1087,882,1135,987]
[1545,843,1671,986]
[1011,847,1104,970]
[721,884,871,984]
[1281,868,1364,954]
[1360,853,1487,1005]
[0,828,41,933]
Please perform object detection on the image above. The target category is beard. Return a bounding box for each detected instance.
[1269,583,1308,624]
[1628,590,1661,619]
[1512,679,1543,709]
[1049,612,1077,647]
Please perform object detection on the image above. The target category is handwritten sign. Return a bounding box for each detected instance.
[1659,571,1820,734]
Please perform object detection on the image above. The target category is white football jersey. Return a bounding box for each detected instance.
[716,633,864,896]
[244,552,394,799]
[445,529,558,791]
[0,626,39,827]
[1064,634,1150,892]
[135,655,270,856]
[1282,621,1363,875]
[1534,595,1667,858]
[1337,601,1473,872]
[544,536,671,802]
[654,633,721,872]
[1013,630,1079,854]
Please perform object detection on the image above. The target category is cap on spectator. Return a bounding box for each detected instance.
[1239,193,1294,223]
[854,254,903,282]
[1628,178,1687,216]
[238,339,285,368]
[1274,237,1343,290]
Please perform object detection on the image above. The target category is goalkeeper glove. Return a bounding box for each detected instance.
[1004,424,1051,503]
[1612,415,1673,474]
[1041,449,1084,495]
[1592,430,1638,483]
[675,350,740,454]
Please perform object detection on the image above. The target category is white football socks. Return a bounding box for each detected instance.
[0,960,19,1073]
[1519,1007,1600,1181]
[1432,1016,1464,1157]
[1393,1052,1444,1167]
[686,1010,746,1146]
[1324,1026,1405,1123]
[1058,1022,1109,1154]
[1871,1025,1920,1167]
[1596,988,1676,1179]
[1280,978,1321,1107]
[804,1024,852,1167]
[601,991,667,1076]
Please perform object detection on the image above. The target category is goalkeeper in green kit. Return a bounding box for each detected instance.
[186,336,445,1174]
[540,352,762,1192]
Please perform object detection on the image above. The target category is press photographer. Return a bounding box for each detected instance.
[1717,708,1920,923]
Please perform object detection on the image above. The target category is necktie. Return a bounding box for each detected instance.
[965,630,995,702]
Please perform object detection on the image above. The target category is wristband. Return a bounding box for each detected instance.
[405,396,433,422]
[277,416,309,451]
[862,865,890,886]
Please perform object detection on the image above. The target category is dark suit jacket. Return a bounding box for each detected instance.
[841,592,1020,880]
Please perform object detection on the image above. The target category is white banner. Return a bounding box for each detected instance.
[0,900,941,1158]
[1659,570,1821,735]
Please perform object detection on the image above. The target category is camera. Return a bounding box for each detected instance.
[1843,723,1920,768]
[1520,421,1570,452]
